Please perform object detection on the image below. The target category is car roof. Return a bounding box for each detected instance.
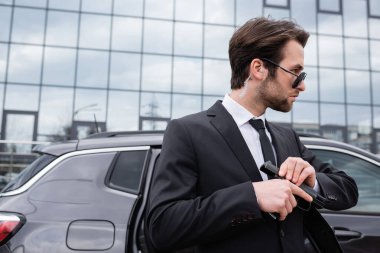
[33,131,164,156]
[33,131,380,163]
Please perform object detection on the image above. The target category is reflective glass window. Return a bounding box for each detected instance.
[299,67,317,101]
[143,19,173,54]
[343,0,367,37]
[172,94,201,119]
[320,126,345,142]
[369,18,380,39]
[46,11,79,47]
[318,13,342,35]
[141,54,171,92]
[205,0,234,25]
[77,50,109,88]
[321,103,345,126]
[110,52,141,90]
[203,59,230,95]
[204,25,234,59]
[0,0,12,4]
[43,47,76,86]
[319,68,344,103]
[372,72,380,105]
[236,0,262,26]
[141,120,168,131]
[263,8,290,19]
[112,17,142,52]
[266,108,291,123]
[140,92,171,118]
[370,40,380,71]
[5,84,39,111]
[74,88,107,122]
[145,0,173,19]
[107,91,139,131]
[173,57,202,94]
[291,0,316,33]
[174,22,202,57]
[345,38,369,70]
[346,70,370,104]
[148,120,170,131]
[4,113,36,153]
[8,44,43,84]
[39,87,73,137]
[266,0,288,7]
[175,0,202,22]
[15,0,46,7]
[12,7,45,44]
[374,106,380,128]
[49,0,80,11]
[113,0,143,16]
[0,6,11,41]
[318,0,340,12]
[81,0,112,14]
[203,95,221,110]
[305,34,317,66]
[318,36,343,67]
[79,14,111,49]
[293,102,319,124]
[0,83,4,125]
[347,105,372,151]
[369,0,380,17]
[0,43,7,82]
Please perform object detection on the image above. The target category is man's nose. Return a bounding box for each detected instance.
[297,80,306,91]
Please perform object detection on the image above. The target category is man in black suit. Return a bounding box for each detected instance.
[146,17,358,253]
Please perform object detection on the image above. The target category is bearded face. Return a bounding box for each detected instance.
[256,76,298,113]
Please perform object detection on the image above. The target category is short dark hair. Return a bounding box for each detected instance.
[228,17,310,89]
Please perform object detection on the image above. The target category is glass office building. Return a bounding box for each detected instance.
[0,0,380,154]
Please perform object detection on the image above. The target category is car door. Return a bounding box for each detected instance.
[309,147,380,253]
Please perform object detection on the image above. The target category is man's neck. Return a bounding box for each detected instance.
[229,88,266,117]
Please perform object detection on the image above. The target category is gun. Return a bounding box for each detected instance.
[260,161,327,211]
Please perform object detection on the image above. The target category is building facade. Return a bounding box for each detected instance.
[0,0,380,154]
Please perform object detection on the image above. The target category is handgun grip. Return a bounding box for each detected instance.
[260,161,327,210]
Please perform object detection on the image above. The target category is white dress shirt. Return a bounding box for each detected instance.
[222,93,275,180]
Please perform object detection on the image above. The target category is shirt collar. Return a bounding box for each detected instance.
[222,93,266,127]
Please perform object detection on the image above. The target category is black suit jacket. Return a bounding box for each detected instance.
[147,101,358,253]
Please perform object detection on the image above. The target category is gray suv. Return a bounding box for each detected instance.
[0,132,379,253]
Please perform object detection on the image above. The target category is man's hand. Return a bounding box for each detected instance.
[278,157,316,188]
[252,179,312,221]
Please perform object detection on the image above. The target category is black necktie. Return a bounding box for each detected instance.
[249,119,276,167]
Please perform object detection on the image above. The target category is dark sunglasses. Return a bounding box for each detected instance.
[260,58,307,88]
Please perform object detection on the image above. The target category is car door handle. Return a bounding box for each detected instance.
[333,227,362,241]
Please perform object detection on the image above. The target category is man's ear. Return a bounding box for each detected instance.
[250,58,266,80]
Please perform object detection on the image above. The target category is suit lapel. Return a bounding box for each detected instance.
[207,101,263,182]
[266,121,288,166]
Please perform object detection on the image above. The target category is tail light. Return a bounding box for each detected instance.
[0,212,25,246]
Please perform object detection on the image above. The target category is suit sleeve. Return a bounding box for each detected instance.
[294,132,359,210]
[146,119,263,251]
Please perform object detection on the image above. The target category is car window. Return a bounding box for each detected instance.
[107,150,148,193]
[312,149,380,214]
[0,154,56,193]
